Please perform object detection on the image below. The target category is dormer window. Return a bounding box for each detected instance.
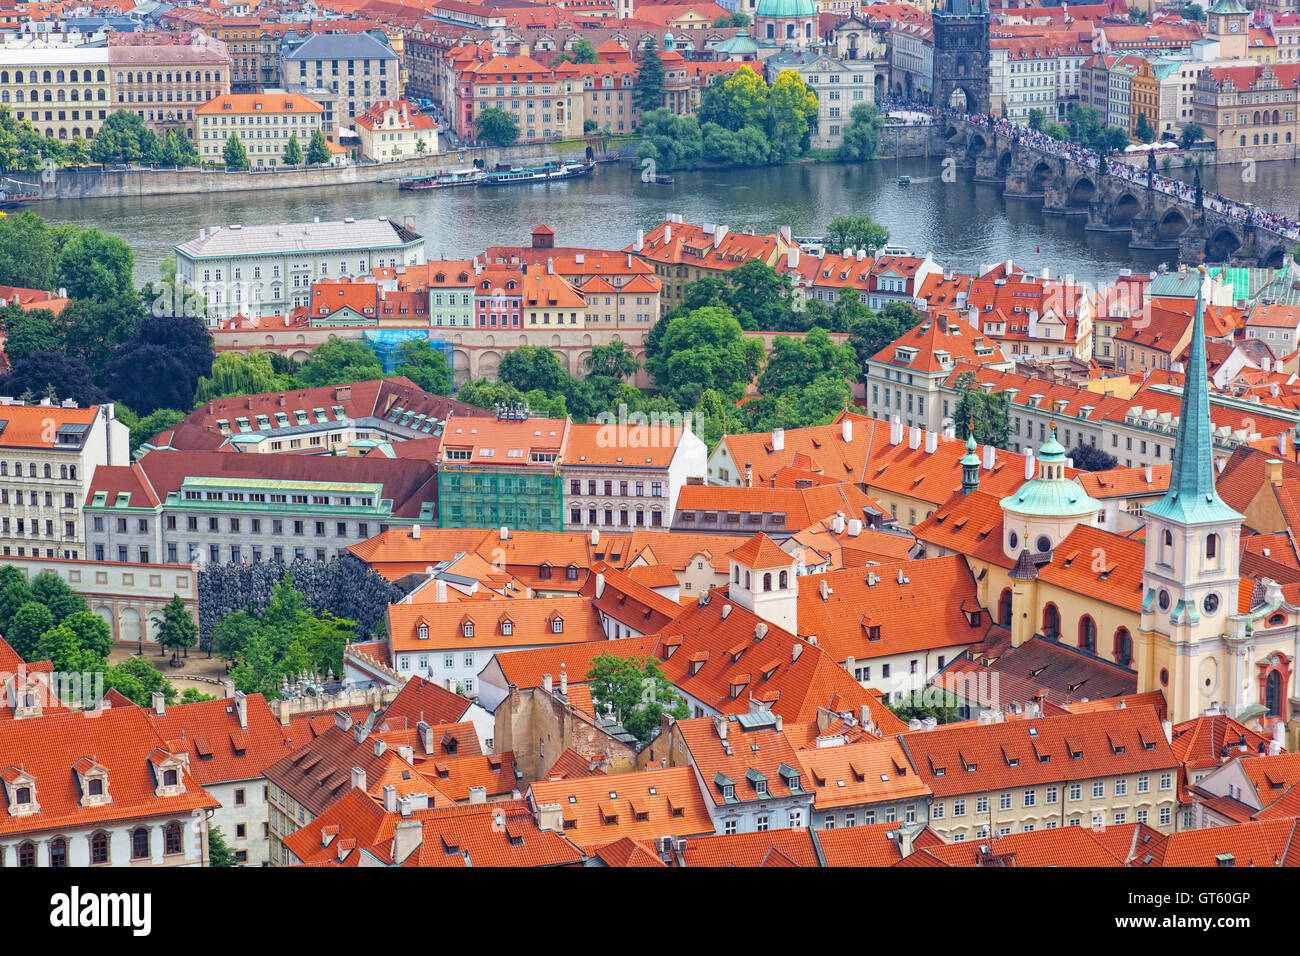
[565,565,579,581]
[463,621,475,638]
[418,624,429,640]
[500,619,513,636]
[163,769,178,787]
[15,786,30,803]
[538,564,552,580]
[551,616,564,634]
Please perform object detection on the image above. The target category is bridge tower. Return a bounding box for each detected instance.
[932,0,991,116]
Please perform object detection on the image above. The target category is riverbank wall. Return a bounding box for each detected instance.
[25,139,600,201]
[877,124,945,159]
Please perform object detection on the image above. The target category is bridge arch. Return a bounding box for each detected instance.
[1111,191,1142,224]
[995,150,1012,180]
[1028,159,1053,192]
[1066,175,1096,208]
[1156,207,1190,240]
[1260,245,1287,269]
[965,131,987,161]
[1205,226,1243,263]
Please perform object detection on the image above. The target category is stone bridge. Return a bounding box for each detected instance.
[943,119,1294,269]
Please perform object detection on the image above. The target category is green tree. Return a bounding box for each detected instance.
[282,132,304,166]
[645,306,764,407]
[65,135,90,166]
[293,337,383,387]
[8,601,54,661]
[29,571,87,623]
[568,38,599,64]
[837,102,884,162]
[1070,442,1119,471]
[756,326,857,397]
[102,655,176,708]
[699,66,770,132]
[56,227,135,301]
[56,293,144,372]
[1181,3,1205,20]
[454,378,529,414]
[585,652,688,744]
[158,595,199,658]
[725,259,791,330]
[0,306,60,365]
[499,345,572,396]
[701,121,770,166]
[195,350,293,403]
[207,825,236,867]
[1178,123,1204,150]
[952,369,1011,448]
[160,129,199,167]
[88,110,157,165]
[1042,121,1069,141]
[222,133,250,170]
[634,36,666,114]
[637,109,703,171]
[1066,103,1104,148]
[0,211,64,289]
[823,214,889,255]
[1028,108,1045,131]
[392,339,452,395]
[767,69,820,160]
[1128,4,1148,22]
[474,107,521,147]
[1134,112,1155,144]
[307,128,332,165]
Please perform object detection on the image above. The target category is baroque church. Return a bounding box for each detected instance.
[913,269,1296,744]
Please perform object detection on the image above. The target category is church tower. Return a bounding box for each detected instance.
[1137,267,1244,722]
[1206,0,1249,60]
[931,0,991,115]
[726,533,798,634]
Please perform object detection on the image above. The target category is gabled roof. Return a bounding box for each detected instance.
[149,693,292,785]
[528,766,713,851]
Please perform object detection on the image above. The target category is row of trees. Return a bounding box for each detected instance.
[219,128,332,171]
[638,66,821,171]
[0,566,196,707]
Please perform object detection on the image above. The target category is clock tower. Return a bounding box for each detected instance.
[1207,0,1249,59]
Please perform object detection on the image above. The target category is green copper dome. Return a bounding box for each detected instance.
[960,433,980,466]
[756,0,816,18]
[1208,0,1248,14]
[1000,427,1101,519]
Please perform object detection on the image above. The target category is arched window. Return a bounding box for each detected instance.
[1159,528,1173,566]
[997,588,1013,627]
[733,566,740,584]
[59,465,66,479]
[163,822,183,856]
[1265,671,1283,717]
[28,462,36,477]
[762,572,772,592]
[744,571,751,589]
[18,842,35,867]
[91,831,109,864]
[49,837,67,867]
[778,570,788,588]
[1206,533,1218,560]
[1114,628,1133,668]
[1078,615,1096,654]
[131,827,150,860]
[42,464,50,478]
[1042,604,1060,640]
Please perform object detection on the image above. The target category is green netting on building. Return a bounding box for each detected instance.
[437,468,563,532]
[362,329,453,374]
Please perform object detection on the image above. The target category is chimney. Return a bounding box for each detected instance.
[665,224,672,243]
[351,766,367,791]
[393,818,423,864]
[1024,449,1035,481]
[536,803,564,831]
[924,430,938,454]
[1144,464,1153,485]
[398,745,413,765]
[542,673,553,694]
[713,714,728,739]
[1280,432,1291,458]
[591,528,600,546]
[500,526,509,540]
[841,418,852,443]
[788,246,800,269]
[547,257,554,275]
[435,578,448,602]
[468,786,487,804]
[634,229,644,252]
[404,215,415,233]
[792,643,803,663]
[234,690,248,730]
[982,444,996,471]
[890,418,904,446]
[772,428,784,452]
[714,224,726,246]
[411,523,421,540]
[151,692,165,716]
[744,462,753,487]
[374,738,388,758]
[1162,720,1173,744]
[1266,459,1284,486]
[383,784,397,811]
[417,720,434,755]
[896,827,914,858]
[908,426,921,450]
[559,664,568,697]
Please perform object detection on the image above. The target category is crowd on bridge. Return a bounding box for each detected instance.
[943,110,1300,244]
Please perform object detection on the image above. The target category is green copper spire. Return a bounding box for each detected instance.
[961,433,980,495]
[1144,268,1242,526]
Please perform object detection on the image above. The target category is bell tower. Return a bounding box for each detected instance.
[1206,0,1249,60]
[1137,267,1244,723]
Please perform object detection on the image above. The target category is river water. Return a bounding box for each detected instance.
[38,154,1300,289]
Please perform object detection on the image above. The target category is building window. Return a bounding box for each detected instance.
[131,827,150,860]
